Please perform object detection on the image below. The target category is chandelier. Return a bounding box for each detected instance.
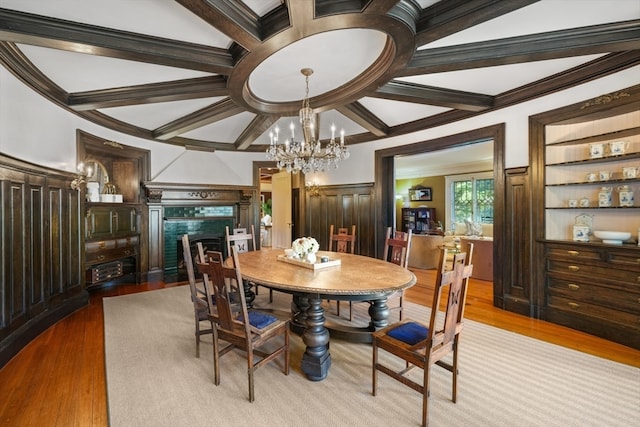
[266,68,349,174]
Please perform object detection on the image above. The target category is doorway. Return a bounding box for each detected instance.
[375,124,506,300]
[253,161,302,248]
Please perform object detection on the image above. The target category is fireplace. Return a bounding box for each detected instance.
[175,234,224,281]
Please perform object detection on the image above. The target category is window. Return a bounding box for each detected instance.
[445,172,494,229]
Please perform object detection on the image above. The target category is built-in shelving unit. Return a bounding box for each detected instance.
[77,130,150,288]
[532,85,640,349]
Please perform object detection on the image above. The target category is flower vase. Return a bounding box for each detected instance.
[305,252,317,264]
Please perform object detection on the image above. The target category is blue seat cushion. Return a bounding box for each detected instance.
[245,311,277,329]
[386,322,429,345]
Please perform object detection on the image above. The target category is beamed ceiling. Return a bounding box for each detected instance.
[0,0,639,155]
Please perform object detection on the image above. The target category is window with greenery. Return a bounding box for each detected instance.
[445,172,494,228]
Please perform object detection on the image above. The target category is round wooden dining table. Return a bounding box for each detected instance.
[235,248,416,381]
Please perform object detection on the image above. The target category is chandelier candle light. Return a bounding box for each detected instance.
[266,68,350,174]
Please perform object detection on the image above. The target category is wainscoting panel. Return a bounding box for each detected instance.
[305,183,375,257]
[0,154,87,368]
[500,167,533,317]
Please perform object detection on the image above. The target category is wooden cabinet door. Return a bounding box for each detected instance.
[86,208,113,239]
[112,207,137,235]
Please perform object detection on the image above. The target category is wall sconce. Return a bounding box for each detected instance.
[306,181,321,196]
[70,162,92,191]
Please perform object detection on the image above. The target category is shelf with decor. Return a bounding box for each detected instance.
[544,110,639,237]
[401,207,436,234]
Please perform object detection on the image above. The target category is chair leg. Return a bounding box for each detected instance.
[194,312,200,358]
[399,294,404,321]
[247,350,255,402]
[422,368,431,427]
[452,345,459,403]
[372,340,378,396]
[212,328,220,386]
[248,368,255,402]
[283,329,290,375]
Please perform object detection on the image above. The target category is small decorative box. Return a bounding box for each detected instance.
[572,225,590,242]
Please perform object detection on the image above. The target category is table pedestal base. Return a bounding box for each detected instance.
[299,297,332,381]
[301,351,331,381]
[291,294,391,379]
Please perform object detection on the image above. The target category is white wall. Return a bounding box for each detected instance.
[1,65,639,186]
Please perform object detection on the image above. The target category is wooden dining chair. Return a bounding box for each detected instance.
[329,225,356,254]
[225,225,256,256]
[372,248,473,427]
[327,225,356,319]
[225,225,273,304]
[181,234,214,358]
[196,246,290,402]
[382,227,412,321]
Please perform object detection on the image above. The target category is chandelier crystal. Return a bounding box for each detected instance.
[266,68,350,174]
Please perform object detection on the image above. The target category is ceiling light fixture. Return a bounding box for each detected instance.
[266,68,349,174]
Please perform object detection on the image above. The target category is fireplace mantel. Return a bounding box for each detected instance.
[142,182,258,281]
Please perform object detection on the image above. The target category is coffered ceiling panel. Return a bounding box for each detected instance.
[0,0,638,154]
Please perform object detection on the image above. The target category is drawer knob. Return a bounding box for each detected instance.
[124,250,131,255]
[568,284,580,291]
[97,255,105,261]
[568,302,580,309]
[568,265,580,272]
[567,250,579,256]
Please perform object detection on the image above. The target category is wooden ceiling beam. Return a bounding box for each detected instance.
[373,80,494,111]
[406,20,640,75]
[0,8,233,74]
[153,98,244,141]
[235,115,279,151]
[175,0,261,51]
[68,76,229,111]
[416,0,540,46]
[363,0,408,15]
[336,102,388,137]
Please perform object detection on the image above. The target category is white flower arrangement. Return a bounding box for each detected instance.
[291,236,319,258]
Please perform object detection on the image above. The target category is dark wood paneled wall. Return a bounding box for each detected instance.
[496,167,533,316]
[0,154,87,368]
[304,183,376,257]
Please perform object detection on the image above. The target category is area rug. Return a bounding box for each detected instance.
[104,286,639,427]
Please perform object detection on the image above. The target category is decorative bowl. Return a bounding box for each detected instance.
[593,230,631,245]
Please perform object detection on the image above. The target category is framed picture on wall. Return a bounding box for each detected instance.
[409,187,432,201]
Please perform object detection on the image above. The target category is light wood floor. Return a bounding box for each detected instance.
[1,272,638,427]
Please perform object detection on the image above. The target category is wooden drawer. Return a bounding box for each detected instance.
[86,245,137,265]
[607,249,640,271]
[86,236,139,253]
[545,244,603,262]
[547,295,640,330]
[87,261,123,284]
[547,276,640,314]
[86,240,116,252]
[546,259,640,283]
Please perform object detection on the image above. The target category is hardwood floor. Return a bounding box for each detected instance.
[1,273,638,427]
